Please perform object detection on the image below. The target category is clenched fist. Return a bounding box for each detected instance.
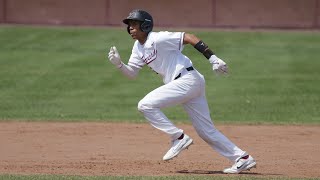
[209,55,228,74]
[108,46,123,68]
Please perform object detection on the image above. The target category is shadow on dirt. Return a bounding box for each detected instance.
[176,169,282,176]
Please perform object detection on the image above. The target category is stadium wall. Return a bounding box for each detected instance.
[0,0,319,29]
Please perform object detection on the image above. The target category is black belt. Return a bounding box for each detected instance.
[174,66,194,80]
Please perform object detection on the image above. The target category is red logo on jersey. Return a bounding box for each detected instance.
[142,49,157,64]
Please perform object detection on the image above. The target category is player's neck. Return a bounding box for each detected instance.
[137,33,149,45]
[138,37,147,45]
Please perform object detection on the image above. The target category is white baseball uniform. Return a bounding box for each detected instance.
[128,31,247,161]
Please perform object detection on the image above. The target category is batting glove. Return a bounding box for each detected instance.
[209,55,228,74]
[108,46,123,68]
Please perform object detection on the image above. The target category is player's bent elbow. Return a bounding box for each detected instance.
[183,33,200,46]
[119,64,139,79]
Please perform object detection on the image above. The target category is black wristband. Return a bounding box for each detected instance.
[194,40,208,53]
[203,49,214,59]
[194,40,214,59]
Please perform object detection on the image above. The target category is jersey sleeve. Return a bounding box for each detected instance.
[156,31,185,52]
[128,42,145,69]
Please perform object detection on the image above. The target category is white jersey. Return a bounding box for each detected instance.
[128,31,193,84]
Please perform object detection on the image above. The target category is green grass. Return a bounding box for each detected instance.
[0,25,319,124]
[0,174,317,180]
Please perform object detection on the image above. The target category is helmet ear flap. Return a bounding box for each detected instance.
[140,21,152,33]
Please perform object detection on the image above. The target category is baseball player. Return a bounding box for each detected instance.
[107,9,256,174]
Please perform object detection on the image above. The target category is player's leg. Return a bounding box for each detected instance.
[138,72,201,160]
[138,72,202,140]
[183,94,246,161]
[183,94,256,173]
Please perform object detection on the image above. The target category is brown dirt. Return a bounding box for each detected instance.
[0,122,319,178]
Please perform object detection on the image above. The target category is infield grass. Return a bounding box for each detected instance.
[0,25,319,124]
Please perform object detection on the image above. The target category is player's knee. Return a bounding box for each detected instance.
[137,99,150,113]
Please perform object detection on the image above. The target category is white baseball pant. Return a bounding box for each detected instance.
[137,69,247,161]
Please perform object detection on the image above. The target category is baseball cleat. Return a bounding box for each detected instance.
[163,134,193,161]
[223,155,256,174]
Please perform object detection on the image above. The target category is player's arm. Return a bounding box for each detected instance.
[183,33,201,46]
[108,46,140,79]
[183,33,228,74]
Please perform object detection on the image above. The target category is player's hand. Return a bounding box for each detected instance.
[209,55,228,74]
[108,46,123,68]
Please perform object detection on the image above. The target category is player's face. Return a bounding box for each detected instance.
[128,20,147,43]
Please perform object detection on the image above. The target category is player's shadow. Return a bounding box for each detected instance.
[176,169,280,176]
[176,169,225,175]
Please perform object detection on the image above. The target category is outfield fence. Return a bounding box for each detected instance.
[0,0,319,29]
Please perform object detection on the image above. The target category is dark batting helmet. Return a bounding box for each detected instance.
[123,9,153,34]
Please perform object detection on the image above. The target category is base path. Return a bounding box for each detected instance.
[0,122,319,178]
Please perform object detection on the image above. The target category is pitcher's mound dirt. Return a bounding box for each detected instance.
[0,122,319,178]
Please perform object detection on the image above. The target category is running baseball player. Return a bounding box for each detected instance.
[107,9,256,174]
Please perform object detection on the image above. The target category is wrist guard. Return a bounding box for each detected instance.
[194,40,215,59]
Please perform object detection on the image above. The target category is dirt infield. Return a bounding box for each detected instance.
[0,122,319,178]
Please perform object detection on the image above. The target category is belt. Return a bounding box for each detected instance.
[174,66,194,80]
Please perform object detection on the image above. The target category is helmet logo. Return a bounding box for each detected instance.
[128,11,137,18]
